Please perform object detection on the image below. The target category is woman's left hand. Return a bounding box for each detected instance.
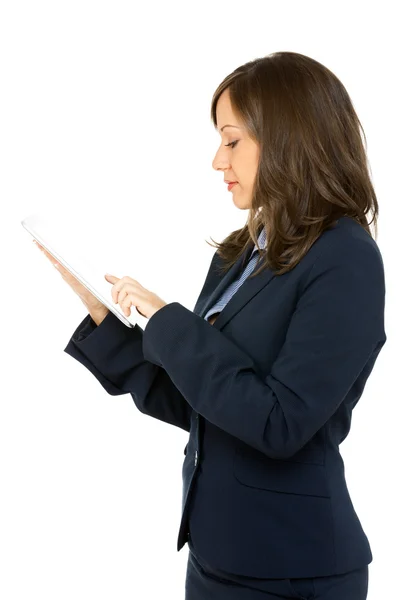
[104,274,168,319]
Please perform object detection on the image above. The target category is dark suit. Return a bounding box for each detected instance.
[64,216,386,579]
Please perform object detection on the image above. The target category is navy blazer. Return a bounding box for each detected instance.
[64,216,386,579]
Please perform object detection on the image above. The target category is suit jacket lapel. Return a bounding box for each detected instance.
[196,251,246,318]
[193,245,276,329]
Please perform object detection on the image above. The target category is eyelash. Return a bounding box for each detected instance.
[225,140,239,149]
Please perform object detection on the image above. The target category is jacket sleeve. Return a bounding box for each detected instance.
[141,241,387,458]
[63,311,193,432]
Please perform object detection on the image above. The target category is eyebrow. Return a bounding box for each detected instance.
[218,124,241,132]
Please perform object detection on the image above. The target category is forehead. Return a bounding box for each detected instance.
[216,90,241,131]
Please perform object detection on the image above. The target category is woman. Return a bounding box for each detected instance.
[36,51,386,599]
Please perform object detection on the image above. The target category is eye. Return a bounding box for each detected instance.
[225,140,239,149]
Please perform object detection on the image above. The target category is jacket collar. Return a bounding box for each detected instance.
[193,231,275,330]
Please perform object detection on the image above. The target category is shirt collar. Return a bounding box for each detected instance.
[250,226,267,258]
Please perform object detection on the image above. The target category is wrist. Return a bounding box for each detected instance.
[88,307,109,326]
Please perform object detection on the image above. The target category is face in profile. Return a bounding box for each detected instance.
[213,88,260,210]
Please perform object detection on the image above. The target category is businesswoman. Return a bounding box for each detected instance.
[36,52,386,599]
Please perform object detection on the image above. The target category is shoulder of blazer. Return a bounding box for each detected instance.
[298,217,384,285]
[298,220,386,314]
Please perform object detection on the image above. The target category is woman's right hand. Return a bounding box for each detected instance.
[34,240,108,315]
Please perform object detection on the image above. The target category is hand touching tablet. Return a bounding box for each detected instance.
[34,240,168,321]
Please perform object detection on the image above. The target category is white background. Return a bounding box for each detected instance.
[1,1,398,598]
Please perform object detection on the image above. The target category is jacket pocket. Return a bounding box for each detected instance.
[233,446,330,498]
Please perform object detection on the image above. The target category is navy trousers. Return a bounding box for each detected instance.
[185,545,369,600]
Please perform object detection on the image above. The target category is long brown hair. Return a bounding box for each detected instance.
[207,51,380,278]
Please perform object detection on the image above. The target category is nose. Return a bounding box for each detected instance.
[212,145,232,172]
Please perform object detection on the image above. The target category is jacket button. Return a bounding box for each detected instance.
[194,451,198,466]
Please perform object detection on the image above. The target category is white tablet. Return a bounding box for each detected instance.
[21,211,137,328]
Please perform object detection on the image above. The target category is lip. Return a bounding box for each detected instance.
[227,182,238,191]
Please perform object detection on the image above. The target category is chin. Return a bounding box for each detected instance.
[233,197,252,210]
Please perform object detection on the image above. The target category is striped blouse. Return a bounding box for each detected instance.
[204,226,267,322]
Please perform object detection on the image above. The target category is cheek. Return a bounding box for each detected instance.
[248,154,259,185]
[239,157,257,186]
